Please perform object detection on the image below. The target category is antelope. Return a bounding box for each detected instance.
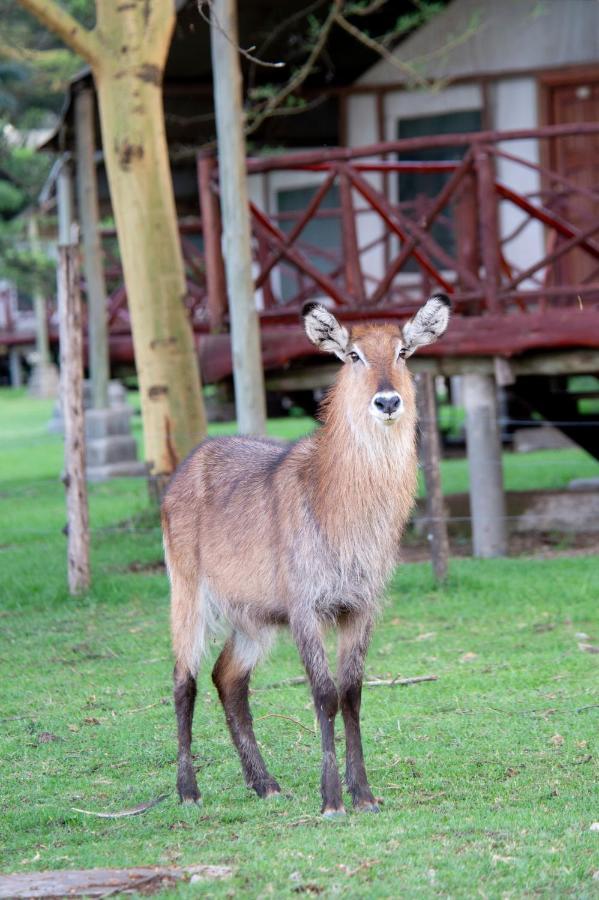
[162,294,450,816]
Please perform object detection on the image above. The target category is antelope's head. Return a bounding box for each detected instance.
[303,294,451,429]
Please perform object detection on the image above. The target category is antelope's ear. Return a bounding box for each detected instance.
[302,302,349,360]
[401,293,451,358]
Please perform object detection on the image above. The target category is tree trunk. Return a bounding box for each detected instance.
[94,3,206,489]
[17,0,207,491]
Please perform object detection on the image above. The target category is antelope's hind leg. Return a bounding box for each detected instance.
[212,630,281,798]
[174,662,201,803]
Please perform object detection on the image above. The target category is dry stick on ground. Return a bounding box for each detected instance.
[364,674,438,687]
[252,675,308,690]
[255,674,438,690]
[255,713,317,735]
[71,794,169,819]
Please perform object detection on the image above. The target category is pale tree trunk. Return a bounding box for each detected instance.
[17,0,206,492]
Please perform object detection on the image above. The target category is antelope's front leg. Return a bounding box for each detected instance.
[338,613,379,811]
[291,615,344,817]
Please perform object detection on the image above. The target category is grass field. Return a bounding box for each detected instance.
[1,389,598,898]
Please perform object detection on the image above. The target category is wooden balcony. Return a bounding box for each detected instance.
[4,124,599,384]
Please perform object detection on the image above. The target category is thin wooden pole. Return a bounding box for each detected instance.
[58,244,90,594]
[75,88,109,410]
[197,154,227,331]
[416,372,449,583]
[209,0,266,436]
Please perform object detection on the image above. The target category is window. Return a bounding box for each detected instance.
[397,110,481,270]
[276,184,341,302]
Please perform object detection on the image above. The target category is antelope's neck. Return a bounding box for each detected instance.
[311,407,418,542]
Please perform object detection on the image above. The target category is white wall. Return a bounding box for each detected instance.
[358,0,599,86]
[492,77,544,282]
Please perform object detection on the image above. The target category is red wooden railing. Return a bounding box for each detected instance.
[4,124,599,372]
[186,124,599,341]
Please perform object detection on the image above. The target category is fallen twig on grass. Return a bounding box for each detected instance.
[252,673,438,690]
[339,859,380,877]
[255,713,316,734]
[252,676,308,690]
[0,714,34,723]
[364,674,438,687]
[123,698,169,715]
[71,793,169,819]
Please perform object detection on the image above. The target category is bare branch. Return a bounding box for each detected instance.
[245,0,341,137]
[344,0,389,15]
[15,0,100,66]
[198,0,285,69]
[250,0,329,70]
[334,9,427,87]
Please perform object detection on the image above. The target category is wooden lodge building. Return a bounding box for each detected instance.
[4,0,599,468]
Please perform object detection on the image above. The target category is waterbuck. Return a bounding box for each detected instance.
[162,294,450,816]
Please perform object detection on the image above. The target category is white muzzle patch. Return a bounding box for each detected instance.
[370,391,403,425]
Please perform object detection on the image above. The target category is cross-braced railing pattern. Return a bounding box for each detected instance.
[90,124,599,366]
[223,124,599,325]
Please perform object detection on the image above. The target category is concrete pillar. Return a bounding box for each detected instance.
[9,348,23,388]
[463,372,507,557]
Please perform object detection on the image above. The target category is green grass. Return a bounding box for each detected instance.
[1,388,598,898]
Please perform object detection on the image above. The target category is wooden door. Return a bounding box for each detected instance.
[548,77,599,285]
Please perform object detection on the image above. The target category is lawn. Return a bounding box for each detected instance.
[1,389,598,898]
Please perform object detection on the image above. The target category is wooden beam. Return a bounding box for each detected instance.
[415,373,449,582]
[75,87,109,410]
[57,153,74,245]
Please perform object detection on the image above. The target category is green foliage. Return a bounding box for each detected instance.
[0,0,95,127]
[0,389,598,897]
[0,178,24,215]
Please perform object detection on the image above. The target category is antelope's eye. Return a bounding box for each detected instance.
[397,348,407,360]
[347,351,360,363]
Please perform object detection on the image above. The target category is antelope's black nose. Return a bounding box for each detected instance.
[373,393,401,416]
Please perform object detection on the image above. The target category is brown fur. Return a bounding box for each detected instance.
[162,298,449,812]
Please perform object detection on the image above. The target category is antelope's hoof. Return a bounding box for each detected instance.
[253,778,282,798]
[322,806,346,819]
[181,797,202,806]
[178,780,201,805]
[264,786,282,799]
[355,800,380,813]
